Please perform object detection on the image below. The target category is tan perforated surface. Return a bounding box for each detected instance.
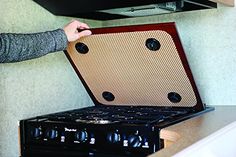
[67,30,197,107]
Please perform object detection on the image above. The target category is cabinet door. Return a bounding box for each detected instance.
[210,0,234,6]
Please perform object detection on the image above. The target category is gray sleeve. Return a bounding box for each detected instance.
[0,29,68,63]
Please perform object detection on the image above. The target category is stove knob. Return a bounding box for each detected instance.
[107,132,120,144]
[128,135,142,148]
[75,130,88,142]
[46,129,58,140]
[30,127,42,139]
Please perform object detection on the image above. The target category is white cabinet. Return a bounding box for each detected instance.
[173,121,236,157]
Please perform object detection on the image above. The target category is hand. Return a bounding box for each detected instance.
[63,20,92,42]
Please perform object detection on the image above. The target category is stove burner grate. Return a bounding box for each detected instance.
[37,106,190,125]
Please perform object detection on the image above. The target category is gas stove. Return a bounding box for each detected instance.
[19,23,213,157]
[20,106,211,157]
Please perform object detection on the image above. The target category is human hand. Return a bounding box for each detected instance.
[63,20,92,42]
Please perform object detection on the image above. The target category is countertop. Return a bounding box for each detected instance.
[149,106,236,157]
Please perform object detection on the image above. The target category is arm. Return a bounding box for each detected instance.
[0,20,92,63]
[0,29,68,63]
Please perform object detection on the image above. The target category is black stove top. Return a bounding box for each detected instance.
[20,106,212,157]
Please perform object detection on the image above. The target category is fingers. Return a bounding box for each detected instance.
[78,23,90,29]
[73,20,92,39]
[77,30,92,39]
[72,20,90,29]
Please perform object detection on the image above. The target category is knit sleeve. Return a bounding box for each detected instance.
[0,29,68,63]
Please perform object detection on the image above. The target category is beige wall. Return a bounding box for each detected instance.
[0,0,101,156]
[0,1,236,157]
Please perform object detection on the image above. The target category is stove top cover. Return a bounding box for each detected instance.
[65,22,204,111]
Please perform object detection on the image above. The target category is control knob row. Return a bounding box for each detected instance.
[107,132,142,148]
[31,127,88,142]
[31,127,142,147]
[31,127,58,139]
